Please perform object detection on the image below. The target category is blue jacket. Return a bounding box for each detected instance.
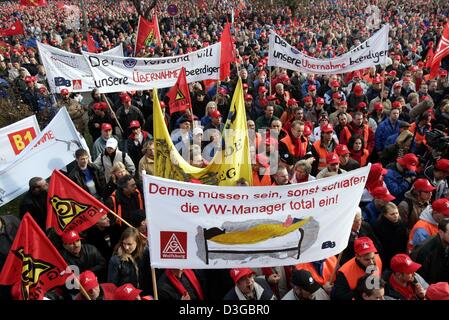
[384,167,412,204]
[375,118,400,152]
[362,201,381,227]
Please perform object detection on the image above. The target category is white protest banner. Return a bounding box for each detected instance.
[0,108,82,206]
[37,42,124,93]
[268,24,389,74]
[82,43,221,93]
[143,166,370,269]
[0,115,40,167]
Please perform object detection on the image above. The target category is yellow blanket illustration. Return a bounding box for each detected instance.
[209,217,311,245]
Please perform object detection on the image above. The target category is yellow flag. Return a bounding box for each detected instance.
[153,78,253,186]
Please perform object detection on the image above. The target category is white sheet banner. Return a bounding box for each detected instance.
[82,43,221,93]
[0,115,40,167]
[143,166,370,269]
[268,24,389,74]
[0,108,82,206]
[37,42,124,93]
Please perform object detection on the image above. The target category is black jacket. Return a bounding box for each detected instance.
[61,243,107,282]
[412,235,449,284]
[84,223,122,262]
[157,270,207,300]
[0,215,20,271]
[19,190,47,231]
[373,215,408,268]
[68,164,106,199]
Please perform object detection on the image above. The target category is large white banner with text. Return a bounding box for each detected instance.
[37,42,124,93]
[0,108,82,206]
[0,115,40,167]
[268,24,389,74]
[143,166,370,269]
[82,43,221,93]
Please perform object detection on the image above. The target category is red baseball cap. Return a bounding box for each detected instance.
[397,153,419,171]
[440,70,448,77]
[308,85,316,91]
[79,270,99,292]
[335,144,350,155]
[371,186,395,202]
[426,282,449,300]
[114,283,142,300]
[62,230,82,244]
[160,101,166,108]
[94,102,108,111]
[258,86,268,94]
[129,120,141,129]
[101,123,112,131]
[332,92,342,99]
[303,95,312,102]
[121,94,131,103]
[330,80,340,87]
[316,97,325,104]
[413,178,436,192]
[229,268,255,284]
[391,101,402,109]
[321,123,333,133]
[354,236,377,256]
[326,153,339,164]
[303,125,312,136]
[435,159,449,172]
[244,94,253,101]
[210,110,222,118]
[339,100,348,106]
[60,88,70,95]
[432,198,449,216]
[390,254,421,274]
[287,98,298,106]
[374,102,384,111]
[354,85,363,96]
[356,101,366,109]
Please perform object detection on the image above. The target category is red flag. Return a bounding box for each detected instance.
[219,22,236,80]
[46,170,110,235]
[87,33,97,53]
[425,46,434,69]
[55,2,69,9]
[430,21,449,79]
[135,15,161,56]
[166,67,192,115]
[19,0,47,6]
[0,213,69,300]
[0,20,25,37]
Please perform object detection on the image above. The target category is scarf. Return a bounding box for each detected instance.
[165,269,204,300]
[389,274,416,300]
[288,128,305,158]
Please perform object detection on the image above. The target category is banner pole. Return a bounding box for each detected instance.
[151,268,159,300]
[102,93,124,134]
[269,66,272,96]
[107,208,147,239]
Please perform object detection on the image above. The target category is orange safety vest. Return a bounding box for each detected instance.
[408,123,427,146]
[340,126,352,145]
[358,149,370,166]
[295,256,337,286]
[338,255,382,290]
[252,169,273,186]
[407,219,438,253]
[341,125,369,147]
[280,134,308,159]
[313,140,332,171]
[109,189,144,225]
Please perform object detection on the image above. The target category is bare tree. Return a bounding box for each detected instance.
[132,0,158,19]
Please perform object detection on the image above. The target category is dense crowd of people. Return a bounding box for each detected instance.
[1,0,449,300]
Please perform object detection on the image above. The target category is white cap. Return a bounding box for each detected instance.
[105,137,118,149]
[193,127,203,136]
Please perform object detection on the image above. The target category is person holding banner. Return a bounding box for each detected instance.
[224,268,276,300]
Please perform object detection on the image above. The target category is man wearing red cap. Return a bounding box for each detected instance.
[21,75,40,113]
[333,236,382,300]
[408,198,449,253]
[57,87,86,134]
[91,123,118,161]
[335,144,360,172]
[398,178,435,230]
[88,101,116,142]
[316,152,346,179]
[116,94,145,137]
[74,270,117,300]
[384,254,428,300]
[384,153,419,203]
[362,186,395,226]
[60,230,107,282]
[324,78,346,106]
[224,268,275,300]
[424,158,449,200]
[329,100,352,126]
[204,109,224,132]
[126,120,152,167]
[311,123,338,175]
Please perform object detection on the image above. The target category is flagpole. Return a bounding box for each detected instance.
[269,66,272,96]
[134,16,141,57]
[151,268,159,300]
[102,93,124,135]
[74,275,92,300]
[107,209,147,239]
